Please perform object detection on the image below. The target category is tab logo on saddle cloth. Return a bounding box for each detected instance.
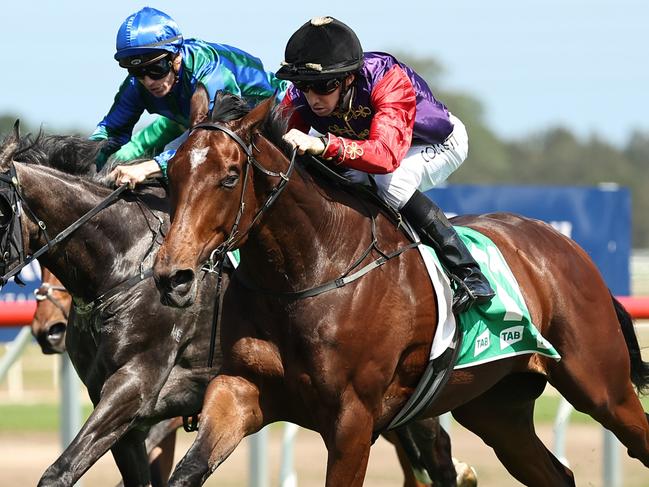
[419,226,561,369]
[454,226,560,368]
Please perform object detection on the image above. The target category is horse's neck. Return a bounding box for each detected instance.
[240,155,373,291]
[16,163,157,300]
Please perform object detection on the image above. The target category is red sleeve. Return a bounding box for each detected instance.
[322,65,416,174]
[279,91,310,134]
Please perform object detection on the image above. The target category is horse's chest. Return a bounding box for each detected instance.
[229,337,284,378]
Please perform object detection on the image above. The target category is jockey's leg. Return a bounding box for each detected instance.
[401,190,495,313]
[373,115,494,313]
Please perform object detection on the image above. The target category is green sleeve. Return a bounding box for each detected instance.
[111,117,185,162]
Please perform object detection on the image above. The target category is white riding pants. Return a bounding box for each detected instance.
[341,114,469,209]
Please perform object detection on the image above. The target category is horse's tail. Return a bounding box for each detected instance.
[611,293,649,395]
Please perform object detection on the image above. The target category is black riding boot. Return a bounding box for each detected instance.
[401,190,495,313]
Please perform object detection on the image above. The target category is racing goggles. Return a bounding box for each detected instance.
[127,56,173,80]
[293,78,342,95]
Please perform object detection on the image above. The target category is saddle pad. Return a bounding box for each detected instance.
[418,226,561,368]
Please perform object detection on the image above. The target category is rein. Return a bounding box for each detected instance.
[0,165,163,315]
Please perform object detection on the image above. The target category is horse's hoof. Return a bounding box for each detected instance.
[453,457,478,487]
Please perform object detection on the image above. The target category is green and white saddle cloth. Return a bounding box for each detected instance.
[418,226,560,368]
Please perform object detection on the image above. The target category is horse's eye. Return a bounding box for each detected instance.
[221,175,239,189]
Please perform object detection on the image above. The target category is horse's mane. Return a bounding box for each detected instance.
[208,91,292,157]
[2,130,101,176]
[0,130,160,190]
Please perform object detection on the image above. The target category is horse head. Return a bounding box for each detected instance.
[31,268,70,354]
[154,93,279,307]
[0,121,30,282]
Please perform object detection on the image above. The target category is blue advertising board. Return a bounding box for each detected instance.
[427,184,631,295]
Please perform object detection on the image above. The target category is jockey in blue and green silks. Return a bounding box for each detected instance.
[91,7,288,186]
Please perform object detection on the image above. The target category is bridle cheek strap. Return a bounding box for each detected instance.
[189,122,296,272]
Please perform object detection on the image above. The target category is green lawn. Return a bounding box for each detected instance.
[2,395,648,433]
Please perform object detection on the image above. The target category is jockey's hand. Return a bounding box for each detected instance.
[282,129,326,156]
[108,160,162,189]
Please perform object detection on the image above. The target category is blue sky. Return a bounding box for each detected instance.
[3,1,647,146]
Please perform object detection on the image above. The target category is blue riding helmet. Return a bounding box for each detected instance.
[114,7,183,66]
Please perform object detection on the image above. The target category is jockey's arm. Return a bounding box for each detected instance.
[321,66,417,174]
[90,77,147,169]
[112,117,185,162]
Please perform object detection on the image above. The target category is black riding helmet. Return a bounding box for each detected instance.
[276,17,364,82]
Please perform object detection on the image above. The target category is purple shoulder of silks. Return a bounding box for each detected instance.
[287,52,454,145]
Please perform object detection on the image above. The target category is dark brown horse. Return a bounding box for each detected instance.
[0,124,466,487]
[30,269,182,487]
[153,93,649,486]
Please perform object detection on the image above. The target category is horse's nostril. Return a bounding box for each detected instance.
[170,269,195,290]
[47,322,66,343]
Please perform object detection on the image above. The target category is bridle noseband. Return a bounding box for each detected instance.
[189,122,297,271]
[0,165,26,282]
[34,283,70,320]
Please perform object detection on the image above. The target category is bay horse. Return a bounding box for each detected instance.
[0,125,465,487]
[32,268,70,354]
[153,93,649,486]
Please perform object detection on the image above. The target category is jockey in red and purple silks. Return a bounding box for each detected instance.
[282,51,455,175]
[278,17,495,313]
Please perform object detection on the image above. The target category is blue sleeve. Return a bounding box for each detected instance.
[91,77,146,149]
[154,150,176,180]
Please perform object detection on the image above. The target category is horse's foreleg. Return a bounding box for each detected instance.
[322,398,374,487]
[409,418,458,486]
[168,375,263,487]
[146,419,182,487]
[38,366,166,487]
[110,429,151,487]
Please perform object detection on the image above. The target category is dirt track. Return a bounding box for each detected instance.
[2,422,647,486]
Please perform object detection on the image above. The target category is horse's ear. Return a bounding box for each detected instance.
[238,97,275,136]
[0,120,21,171]
[189,84,209,127]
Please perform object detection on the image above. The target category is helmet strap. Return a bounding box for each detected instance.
[171,53,182,84]
[337,79,355,120]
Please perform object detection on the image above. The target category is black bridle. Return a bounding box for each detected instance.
[0,164,27,283]
[190,122,297,272]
